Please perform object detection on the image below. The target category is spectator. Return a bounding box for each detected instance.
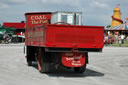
[3,31,10,44]
[118,34,121,46]
[121,34,125,44]
[104,34,108,45]
[115,34,119,44]
[126,35,128,45]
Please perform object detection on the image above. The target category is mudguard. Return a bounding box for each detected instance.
[62,52,86,67]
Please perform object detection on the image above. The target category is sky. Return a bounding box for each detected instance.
[0,0,128,26]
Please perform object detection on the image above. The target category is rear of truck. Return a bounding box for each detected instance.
[25,12,104,73]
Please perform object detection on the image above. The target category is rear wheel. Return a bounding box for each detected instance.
[27,60,32,66]
[74,64,86,73]
[37,48,51,73]
[26,46,36,66]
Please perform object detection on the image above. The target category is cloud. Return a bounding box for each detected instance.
[90,1,108,8]
[41,0,81,8]
[0,0,127,26]
[0,0,27,5]
[8,0,26,3]
[0,3,9,9]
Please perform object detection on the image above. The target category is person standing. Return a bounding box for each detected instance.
[126,35,128,46]
[118,34,121,46]
[3,31,9,44]
[104,34,108,45]
[115,34,119,44]
[121,34,125,44]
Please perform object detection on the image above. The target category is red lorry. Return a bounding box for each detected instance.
[24,12,104,73]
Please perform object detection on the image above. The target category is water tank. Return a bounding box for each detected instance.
[51,11,82,25]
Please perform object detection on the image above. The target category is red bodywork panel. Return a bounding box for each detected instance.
[25,24,104,49]
[45,25,104,49]
[25,12,104,52]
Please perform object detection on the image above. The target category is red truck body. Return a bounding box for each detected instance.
[26,24,104,49]
[25,12,104,50]
[25,12,104,73]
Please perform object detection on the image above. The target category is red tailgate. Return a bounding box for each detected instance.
[45,24,104,49]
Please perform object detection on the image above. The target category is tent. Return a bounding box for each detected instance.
[106,23,128,31]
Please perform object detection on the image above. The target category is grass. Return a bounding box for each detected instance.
[105,40,128,47]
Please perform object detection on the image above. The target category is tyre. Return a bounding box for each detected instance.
[26,46,33,66]
[74,64,86,73]
[37,48,51,73]
[27,60,32,66]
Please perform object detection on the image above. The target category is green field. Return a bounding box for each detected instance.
[105,40,128,47]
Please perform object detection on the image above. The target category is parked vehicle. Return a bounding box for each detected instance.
[24,11,104,73]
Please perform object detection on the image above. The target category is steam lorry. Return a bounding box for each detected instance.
[24,11,104,73]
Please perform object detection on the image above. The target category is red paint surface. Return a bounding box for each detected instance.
[25,12,104,49]
[62,52,85,67]
[25,24,104,48]
[45,25,104,48]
